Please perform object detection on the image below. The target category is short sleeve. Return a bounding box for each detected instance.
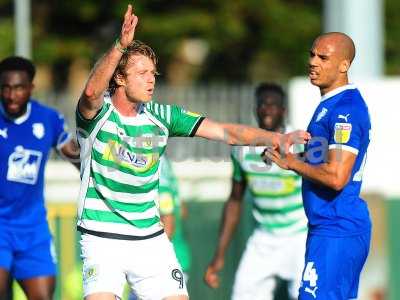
[168,105,205,137]
[328,102,363,155]
[231,151,245,182]
[76,101,111,137]
[51,111,71,149]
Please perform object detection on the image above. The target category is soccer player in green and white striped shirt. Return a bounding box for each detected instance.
[204,83,307,300]
[76,5,310,300]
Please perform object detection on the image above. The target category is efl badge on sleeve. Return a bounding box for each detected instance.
[183,109,200,117]
[334,123,352,143]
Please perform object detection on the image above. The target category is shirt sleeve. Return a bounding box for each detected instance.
[51,111,71,150]
[168,105,205,137]
[231,151,245,182]
[75,102,110,137]
[328,102,363,155]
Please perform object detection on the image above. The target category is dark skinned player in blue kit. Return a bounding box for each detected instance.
[264,32,371,300]
[0,56,79,300]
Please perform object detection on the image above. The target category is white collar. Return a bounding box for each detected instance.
[320,84,357,102]
[0,102,32,124]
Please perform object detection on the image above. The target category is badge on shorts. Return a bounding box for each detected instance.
[83,265,98,283]
[334,123,352,143]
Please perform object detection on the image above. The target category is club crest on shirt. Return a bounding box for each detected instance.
[0,127,8,139]
[7,145,43,184]
[32,123,45,139]
[334,123,352,143]
[133,134,166,150]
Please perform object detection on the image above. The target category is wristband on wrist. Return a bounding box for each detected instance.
[114,38,128,54]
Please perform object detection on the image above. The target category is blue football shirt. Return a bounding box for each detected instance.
[303,84,371,236]
[0,100,70,232]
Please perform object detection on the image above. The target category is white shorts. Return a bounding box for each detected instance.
[232,228,307,300]
[80,232,188,299]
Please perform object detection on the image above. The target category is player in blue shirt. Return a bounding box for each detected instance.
[0,56,79,300]
[264,32,371,299]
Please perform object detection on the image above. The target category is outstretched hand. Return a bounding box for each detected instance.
[280,130,311,153]
[262,148,293,170]
[120,4,139,48]
[262,129,310,169]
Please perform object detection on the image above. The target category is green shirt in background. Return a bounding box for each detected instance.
[158,156,191,272]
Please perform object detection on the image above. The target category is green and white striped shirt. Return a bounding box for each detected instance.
[231,132,307,235]
[76,96,204,239]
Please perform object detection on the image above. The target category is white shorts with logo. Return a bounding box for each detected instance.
[80,232,188,299]
[232,228,307,300]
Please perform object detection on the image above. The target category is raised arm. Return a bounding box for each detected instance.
[78,4,138,119]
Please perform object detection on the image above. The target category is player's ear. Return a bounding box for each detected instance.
[115,72,126,86]
[340,60,350,73]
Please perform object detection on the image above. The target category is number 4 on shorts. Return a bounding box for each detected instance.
[303,262,318,287]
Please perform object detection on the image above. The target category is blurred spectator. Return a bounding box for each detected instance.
[204,83,307,300]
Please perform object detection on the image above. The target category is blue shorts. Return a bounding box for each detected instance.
[298,232,370,300]
[0,225,57,280]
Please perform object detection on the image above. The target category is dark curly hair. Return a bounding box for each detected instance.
[108,40,157,95]
[0,56,36,82]
[254,82,286,108]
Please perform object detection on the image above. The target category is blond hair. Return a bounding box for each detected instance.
[108,40,157,95]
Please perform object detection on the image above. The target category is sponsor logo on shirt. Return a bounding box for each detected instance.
[305,286,318,298]
[7,145,42,184]
[334,123,352,144]
[103,141,159,172]
[249,176,297,195]
[338,113,350,122]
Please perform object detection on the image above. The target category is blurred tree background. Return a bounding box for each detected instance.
[0,0,399,90]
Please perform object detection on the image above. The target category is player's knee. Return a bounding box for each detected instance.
[0,284,12,300]
[26,293,54,300]
[0,290,9,300]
